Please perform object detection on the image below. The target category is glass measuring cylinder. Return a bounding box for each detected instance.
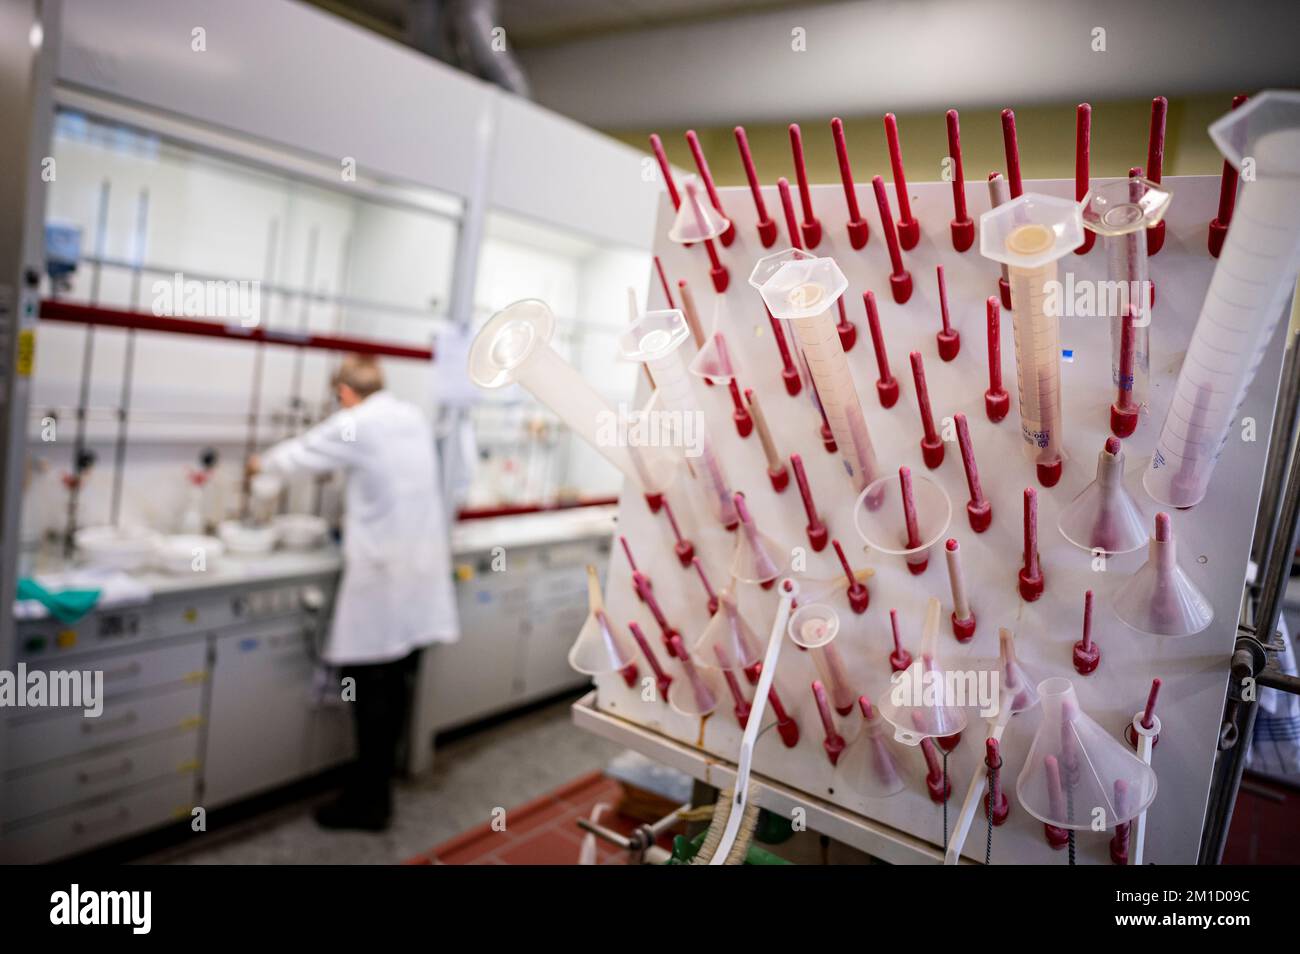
[1083,178,1173,436]
[619,309,739,529]
[750,250,881,492]
[468,299,675,499]
[1145,92,1300,507]
[980,195,1086,487]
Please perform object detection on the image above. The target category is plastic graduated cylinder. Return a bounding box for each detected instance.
[979,195,1086,488]
[750,249,882,492]
[467,299,674,504]
[619,308,740,529]
[1081,177,1173,438]
[1145,91,1300,507]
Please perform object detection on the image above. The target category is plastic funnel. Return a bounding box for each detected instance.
[689,331,736,381]
[840,696,906,798]
[996,627,1040,718]
[1015,677,1157,830]
[693,580,762,671]
[1114,513,1214,636]
[1058,438,1148,555]
[878,597,970,745]
[568,566,636,675]
[667,638,722,717]
[669,176,731,243]
[730,494,784,584]
[854,469,951,572]
[788,603,856,715]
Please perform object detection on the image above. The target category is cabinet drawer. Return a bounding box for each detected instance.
[3,683,204,772]
[0,774,196,864]
[21,638,208,700]
[2,728,201,825]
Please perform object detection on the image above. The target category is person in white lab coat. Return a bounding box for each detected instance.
[249,354,458,831]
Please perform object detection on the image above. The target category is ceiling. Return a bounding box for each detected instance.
[305,0,832,49]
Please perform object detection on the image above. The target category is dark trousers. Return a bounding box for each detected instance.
[340,651,417,819]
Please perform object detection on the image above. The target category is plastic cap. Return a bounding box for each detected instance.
[980,193,1086,268]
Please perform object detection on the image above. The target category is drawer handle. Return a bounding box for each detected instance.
[81,711,138,734]
[71,805,130,836]
[102,662,142,682]
[76,758,135,785]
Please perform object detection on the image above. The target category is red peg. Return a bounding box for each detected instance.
[620,535,652,600]
[766,684,800,747]
[921,737,951,803]
[685,129,735,246]
[812,680,846,766]
[871,175,913,304]
[1074,104,1096,254]
[744,388,790,492]
[987,173,1013,310]
[900,466,928,575]
[691,557,719,617]
[660,498,695,567]
[888,609,913,672]
[1127,164,1156,310]
[1000,109,1023,199]
[764,305,802,396]
[830,117,870,248]
[954,413,991,532]
[719,662,752,728]
[726,378,753,438]
[984,296,1010,422]
[946,539,976,642]
[1126,678,1162,749]
[884,113,920,250]
[628,622,672,699]
[1209,94,1249,257]
[909,351,944,469]
[1111,310,1139,438]
[809,377,838,453]
[835,296,858,352]
[1110,779,1131,865]
[1073,589,1101,675]
[653,255,676,310]
[734,125,778,247]
[984,738,1010,825]
[682,179,729,293]
[649,133,681,209]
[643,588,682,658]
[788,124,823,248]
[945,109,974,252]
[776,176,804,251]
[791,453,828,552]
[1019,488,1044,602]
[832,538,870,614]
[934,264,960,361]
[1146,96,1168,255]
[1044,755,1070,850]
[862,290,899,408]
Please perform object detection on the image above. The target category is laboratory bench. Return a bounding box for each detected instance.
[1,504,616,862]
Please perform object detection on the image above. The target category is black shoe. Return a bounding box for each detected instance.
[314,797,391,832]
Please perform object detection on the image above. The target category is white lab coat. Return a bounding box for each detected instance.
[262,391,459,664]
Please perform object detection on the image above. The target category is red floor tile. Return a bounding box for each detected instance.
[495,826,586,866]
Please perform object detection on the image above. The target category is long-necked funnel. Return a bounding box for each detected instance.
[996,627,1040,719]
[666,635,722,716]
[1016,677,1157,830]
[669,175,731,243]
[568,565,637,676]
[731,493,784,584]
[692,578,762,671]
[879,597,970,745]
[840,695,907,798]
[788,603,856,716]
[1145,91,1300,507]
[750,248,882,492]
[1058,437,1148,555]
[469,299,676,502]
[1114,512,1214,636]
[620,308,739,529]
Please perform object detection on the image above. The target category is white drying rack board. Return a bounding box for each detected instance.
[583,175,1283,865]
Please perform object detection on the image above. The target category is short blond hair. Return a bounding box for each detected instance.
[332,354,384,398]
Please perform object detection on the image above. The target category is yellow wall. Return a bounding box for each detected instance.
[610,93,1243,188]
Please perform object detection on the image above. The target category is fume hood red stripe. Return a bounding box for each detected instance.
[39,300,434,361]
